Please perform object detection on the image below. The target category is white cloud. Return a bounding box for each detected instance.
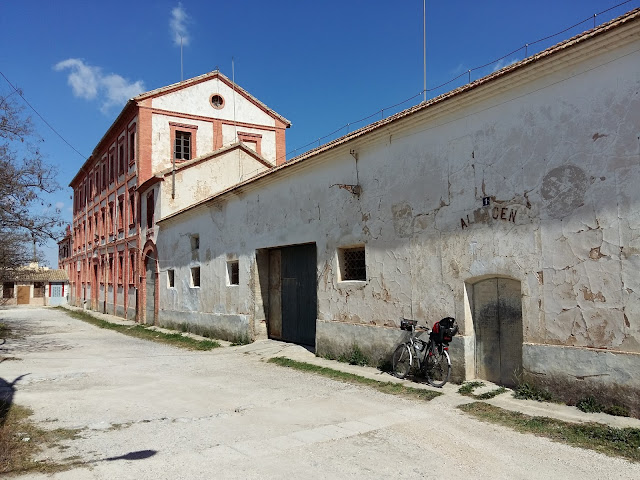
[492,58,519,73]
[170,3,190,46]
[54,58,99,99]
[55,201,65,210]
[54,59,145,113]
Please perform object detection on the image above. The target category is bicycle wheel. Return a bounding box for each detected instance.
[425,345,451,387]
[392,344,412,379]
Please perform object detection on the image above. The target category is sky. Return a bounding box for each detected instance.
[1,0,638,268]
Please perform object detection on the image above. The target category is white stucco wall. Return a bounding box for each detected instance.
[150,114,214,173]
[151,78,276,127]
[156,28,640,391]
[222,124,277,163]
[160,148,270,216]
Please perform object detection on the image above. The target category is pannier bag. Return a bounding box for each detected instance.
[431,317,458,344]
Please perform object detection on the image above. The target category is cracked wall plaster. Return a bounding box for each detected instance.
[156,37,640,363]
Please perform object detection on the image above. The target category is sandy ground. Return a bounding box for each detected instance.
[1,307,639,479]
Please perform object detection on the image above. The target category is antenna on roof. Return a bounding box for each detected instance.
[423,0,427,102]
[232,57,237,143]
[180,36,184,81]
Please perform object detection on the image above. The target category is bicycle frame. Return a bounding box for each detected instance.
[393,318,453,386]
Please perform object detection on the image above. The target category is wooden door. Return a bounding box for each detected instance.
[17,286,30,305]
[473,278,523,387]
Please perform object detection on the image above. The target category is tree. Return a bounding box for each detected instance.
[0,91,62,274]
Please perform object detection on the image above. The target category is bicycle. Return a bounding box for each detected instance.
[391,317,458,387]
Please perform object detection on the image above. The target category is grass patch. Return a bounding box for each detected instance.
[458,381,485,396]
[1,403,84,475]
[459,402,640,462]
[337,345,370,367]
[268,357,441,402]
[57,308,220,351]
[576,396,630,417]
[513,382,557,402]
[475,387,507,400]
[458,382,506,400]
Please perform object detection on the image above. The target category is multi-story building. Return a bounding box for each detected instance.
[63,71,290,320]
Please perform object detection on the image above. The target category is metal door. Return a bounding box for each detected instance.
[279,244,317,347]
[145,253,156,325]
[17,286,30,305]
[51,284,62,297]
[473,278,523,387]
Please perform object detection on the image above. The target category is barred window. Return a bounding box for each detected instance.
[167,269,175,288]
[339,246,366,281]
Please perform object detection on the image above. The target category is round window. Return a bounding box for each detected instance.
[210,94,224,109]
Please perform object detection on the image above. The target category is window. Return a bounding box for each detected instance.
[118,197,124,230]
[238,132,262,155]
[167,269,175,288]
[190,234,199,251]
[102,162,106,189]
[109,153,115,183]
[174,131,191,161]
[108,203,114,235]
[339,246,366,281]
[33,282,45,298]
[227,260,239,286]
[129,253,135,284]
[129,131,136,163]
[146,191,155,228]
[190,266,200,287]
[210,94,224,109]
[101,209,106,237]
[3,282,14,299]
[118,254,124,283]
[119,144,125,175]
[129,193,135,226]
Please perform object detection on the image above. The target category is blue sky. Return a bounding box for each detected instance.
[1,0,638,267]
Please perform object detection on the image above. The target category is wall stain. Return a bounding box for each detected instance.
[592,132,608,141]
[581,286,606,302]
[541,165,588,219]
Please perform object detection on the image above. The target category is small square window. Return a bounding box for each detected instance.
[168,269,175,288]
[228,260,239,285]
[339,246,366,281]
[191,266,200,287]
[191,234,199,251]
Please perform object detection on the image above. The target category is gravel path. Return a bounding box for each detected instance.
[1,307,638,479]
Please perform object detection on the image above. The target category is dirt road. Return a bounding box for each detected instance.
[1,307,638,479]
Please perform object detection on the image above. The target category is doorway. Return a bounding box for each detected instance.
[17,286,30,305]
[267,244,317,347]
[145,252,156,325]
[473,277,523,388]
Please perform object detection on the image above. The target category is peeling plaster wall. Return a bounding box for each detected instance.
[160,149,270,217]
[156,34,640,389]
[221,124,277,161]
